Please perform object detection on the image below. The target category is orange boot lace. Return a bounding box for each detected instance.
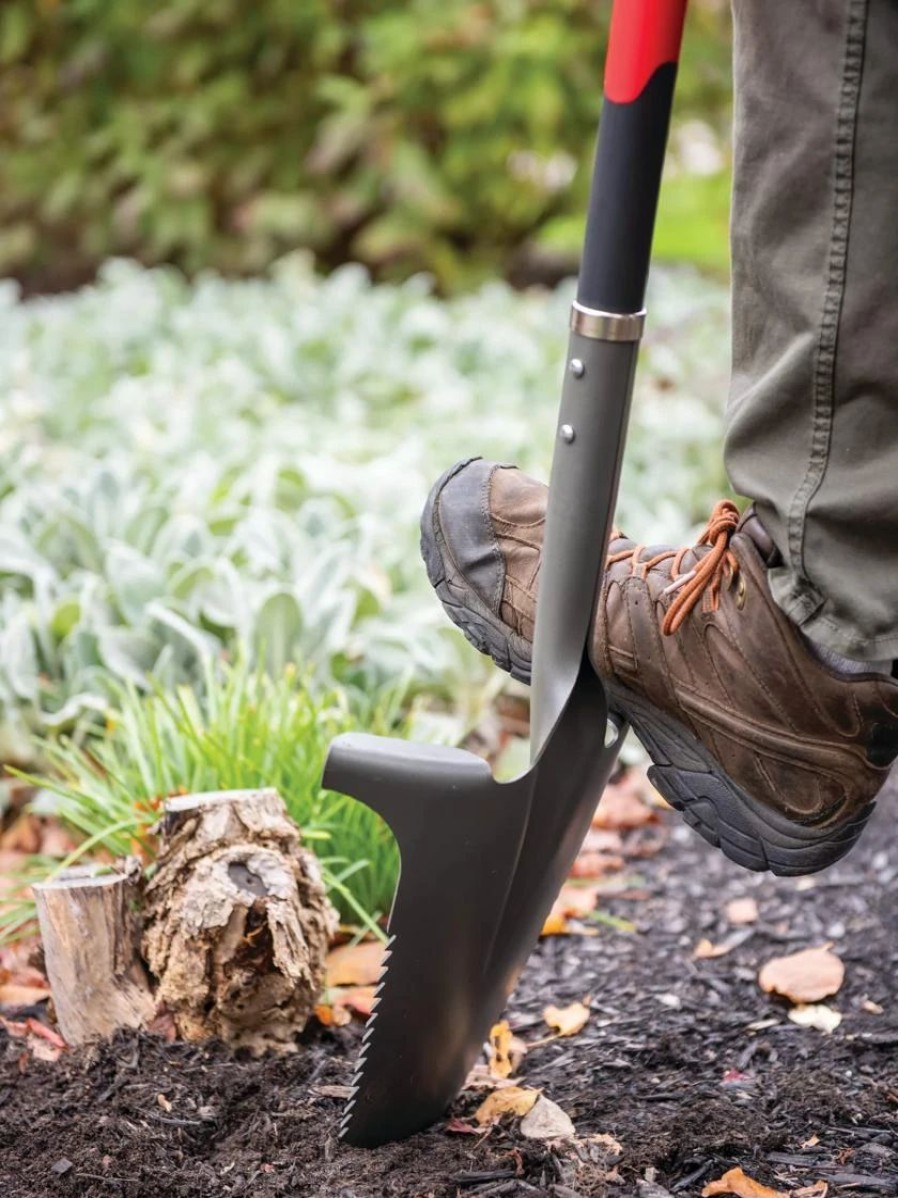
[606,500,741,636]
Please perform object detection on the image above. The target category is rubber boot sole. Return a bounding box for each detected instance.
[421,476,874,876]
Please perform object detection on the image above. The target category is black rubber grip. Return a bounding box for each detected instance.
[577,63,678,315]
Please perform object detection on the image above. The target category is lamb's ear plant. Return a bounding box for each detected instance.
[1,659,405,944]
[0,260,730,755]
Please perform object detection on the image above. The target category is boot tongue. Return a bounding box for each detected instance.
[738,506,782,566]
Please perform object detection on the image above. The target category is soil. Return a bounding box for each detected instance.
[3,776,898,1198]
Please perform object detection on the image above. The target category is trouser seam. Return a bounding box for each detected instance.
[785,0,868,588]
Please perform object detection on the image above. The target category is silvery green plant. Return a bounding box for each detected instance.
[0,259,729,757]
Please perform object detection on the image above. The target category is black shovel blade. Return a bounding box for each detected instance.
[323,664,624,1148]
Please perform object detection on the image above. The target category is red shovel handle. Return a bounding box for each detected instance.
[605,0,688,104]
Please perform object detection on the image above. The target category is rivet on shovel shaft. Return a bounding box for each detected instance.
[569,358,586,378]
[559,424,576,443]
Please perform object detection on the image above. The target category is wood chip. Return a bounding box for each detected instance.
[694,938,733,960]
[787,1003,842,1033]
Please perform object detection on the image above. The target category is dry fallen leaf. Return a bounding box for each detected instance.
[543,1001,590,1038]
[589,1132,623,1157]
[758,946,844,1004]
[444,1117,481,1136]
[593,785,657,830]
[540,911,571,937]
[0,982,51,1008]
[792,1183,828,1198]
[0,1015,66,1062]
[554,883,600,919]
[314,1001,352,1028]
[488,1020,527,1079]
[474,1086,539,1126]
[694,938,733,960]
[325,941,385,988]
[726,897,759,926]
[701,1165,788,1198]
[519,1094,576,1140]
[787,1003,842,1034]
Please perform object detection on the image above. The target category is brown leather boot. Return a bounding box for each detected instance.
[421,458,898,875]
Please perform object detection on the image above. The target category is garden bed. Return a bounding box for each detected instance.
[3,774,897,1198]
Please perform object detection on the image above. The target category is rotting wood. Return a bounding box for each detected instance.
[141,788,337,1054]
[33,860,154,1046]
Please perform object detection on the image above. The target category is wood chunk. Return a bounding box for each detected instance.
[142,789,337,1054]
[34,860,154,1045]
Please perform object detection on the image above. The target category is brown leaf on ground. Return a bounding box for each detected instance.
[314,1001,352,1028]
[0,982,51,1008]
[325,941,385,988]
[444,1117,481,1136]
[0,946,50,1009]
[758,946,845,1004]
[569,851,626,879]
[335,985,377,1018]
[582,828,625,853]
[519,1094,576,1140]
[792,1183,828,1198]
[726,897,759,925]
[543,1001,590,1038]
[701,1166,788,1198]
[0,1015,66,1062]
[0,852,28,900]
[474,1086,539,1126]
[593,784,658,830]
[540,912,571,936]
[589,1132,624,1157]
[553,883,600,919]
[488,1020,527,1079]
[694,938,734,960]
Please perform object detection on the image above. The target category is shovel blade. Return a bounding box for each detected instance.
[323,666,624,1147]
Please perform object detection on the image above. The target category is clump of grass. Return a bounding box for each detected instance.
[1,660,401,943]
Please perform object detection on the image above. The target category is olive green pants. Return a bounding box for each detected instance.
[725,0,898,662]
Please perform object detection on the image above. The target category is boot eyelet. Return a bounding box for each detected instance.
[735,576,747,609]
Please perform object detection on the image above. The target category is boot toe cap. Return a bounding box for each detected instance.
[420,457,509,614]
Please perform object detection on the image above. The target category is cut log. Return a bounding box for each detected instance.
[33,860,154,1046]
[141,788,337,1054]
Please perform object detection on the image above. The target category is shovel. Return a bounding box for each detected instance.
[323,0,689,1148]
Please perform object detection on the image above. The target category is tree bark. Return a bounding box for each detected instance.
[33,860,154,1046]
[141,788,336,1054]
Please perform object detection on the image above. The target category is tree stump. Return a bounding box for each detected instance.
[141,788,336,1053]
[33,860,155,1046]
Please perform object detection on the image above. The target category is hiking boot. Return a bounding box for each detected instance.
[421,458,898,875]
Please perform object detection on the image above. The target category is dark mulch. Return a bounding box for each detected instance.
[3,779,898,1198]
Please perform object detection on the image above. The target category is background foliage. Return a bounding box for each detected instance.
[1,0,731,293]
[0,257,730,764]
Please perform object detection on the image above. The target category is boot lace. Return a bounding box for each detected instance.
[606,500,741,636]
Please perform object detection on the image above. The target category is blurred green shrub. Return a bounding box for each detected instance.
[0,0,731,292]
